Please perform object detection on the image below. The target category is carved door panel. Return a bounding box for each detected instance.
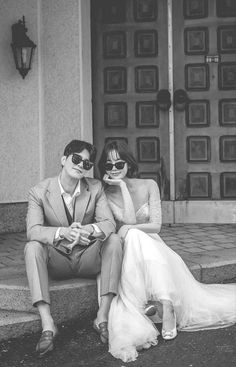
[91,0,236,205]
[173,0,236,200]
[91,0,170,199]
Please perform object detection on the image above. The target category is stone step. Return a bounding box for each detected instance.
[0,276,97,324]
[0,261,236,343]
[1,260,235,343]
[1,258,235,321]
[0,309,41,342]
[0,225,235,342]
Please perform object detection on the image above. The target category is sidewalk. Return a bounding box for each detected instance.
[0,224,235,342]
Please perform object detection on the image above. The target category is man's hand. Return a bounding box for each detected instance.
[81,224,94,237]
[59,223,96,252]
[59,222,81,242]
[65,223,95,251]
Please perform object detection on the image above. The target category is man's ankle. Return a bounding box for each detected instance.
[42,322,57,333]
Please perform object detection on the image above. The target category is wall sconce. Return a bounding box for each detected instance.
[11,16,36,79]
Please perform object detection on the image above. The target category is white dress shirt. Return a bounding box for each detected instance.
[54,177,101,242]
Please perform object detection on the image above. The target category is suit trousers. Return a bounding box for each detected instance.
[24,233,122,306]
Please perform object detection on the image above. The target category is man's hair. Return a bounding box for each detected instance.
[98,140,138,179]
[63,140,97,162]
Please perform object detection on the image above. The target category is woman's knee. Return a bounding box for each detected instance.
[125,228,139,241]
[127,228,139,235]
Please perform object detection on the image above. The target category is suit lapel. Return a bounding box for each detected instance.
[47,177,69,226]
[74,178,91,224]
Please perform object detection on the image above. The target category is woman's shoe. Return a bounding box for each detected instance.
[144,304,157,317]
[162,312,177,340]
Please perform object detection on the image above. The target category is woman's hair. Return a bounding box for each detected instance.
[98,140,138,179]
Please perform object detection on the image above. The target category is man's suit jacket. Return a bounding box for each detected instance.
[26,176,116,253]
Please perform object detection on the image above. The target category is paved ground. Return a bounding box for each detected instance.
[1,316,236,367]
[0,224,235,281]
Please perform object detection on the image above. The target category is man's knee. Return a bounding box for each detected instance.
[103,233,122,255]
[24,241,45,259]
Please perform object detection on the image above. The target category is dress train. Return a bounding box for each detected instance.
[108,228,236,362]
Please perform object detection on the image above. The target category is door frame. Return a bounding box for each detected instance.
[84,0,236,224]
[78,0,93,144]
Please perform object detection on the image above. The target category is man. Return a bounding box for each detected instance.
[24,139,122,357]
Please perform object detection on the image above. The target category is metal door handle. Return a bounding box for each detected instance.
[173,89,189,111]
[156,89,171,111]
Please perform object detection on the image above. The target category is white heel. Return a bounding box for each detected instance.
[162,312,177,340]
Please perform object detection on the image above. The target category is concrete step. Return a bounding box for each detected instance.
[1,259,235,343]
[1,256,235,318]
[0,309,41,342]
[0,276,98,342]
[0,276,97,323]
[182,249,236,283]
[0,224,235,343]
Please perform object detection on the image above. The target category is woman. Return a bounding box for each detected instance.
[98,140,236,363]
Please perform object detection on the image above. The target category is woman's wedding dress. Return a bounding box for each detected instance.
[108,203,236,362]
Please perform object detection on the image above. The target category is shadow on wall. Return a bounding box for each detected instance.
[158,157,170,201]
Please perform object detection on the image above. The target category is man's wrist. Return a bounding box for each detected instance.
[59,227,65,239]
[90,225,95,235]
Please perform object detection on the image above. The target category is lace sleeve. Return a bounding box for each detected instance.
[148,180,162,227]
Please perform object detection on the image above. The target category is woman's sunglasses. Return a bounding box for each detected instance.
[71,153,93,170]
[104,161,126,171]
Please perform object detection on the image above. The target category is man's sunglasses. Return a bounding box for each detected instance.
[104,161,126,171]
[71,153,93,170]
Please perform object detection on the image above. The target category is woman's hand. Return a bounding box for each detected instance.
[118,225,132,241]
[103,174,125,187]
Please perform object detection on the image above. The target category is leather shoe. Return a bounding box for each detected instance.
[36,328,58,357]
[93,320,108,344]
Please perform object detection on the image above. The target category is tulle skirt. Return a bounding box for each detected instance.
[108,229,236,362]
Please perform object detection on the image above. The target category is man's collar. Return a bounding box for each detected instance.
[58,176,81,198]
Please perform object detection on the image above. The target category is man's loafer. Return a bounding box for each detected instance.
[36,329,58,357]
[93,320,108,344]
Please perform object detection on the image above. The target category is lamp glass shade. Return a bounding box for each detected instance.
[11,45,35,78]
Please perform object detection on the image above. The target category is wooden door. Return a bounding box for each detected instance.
[91,0,236,213]
[173,0,236,201]
[91,0,170,199]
